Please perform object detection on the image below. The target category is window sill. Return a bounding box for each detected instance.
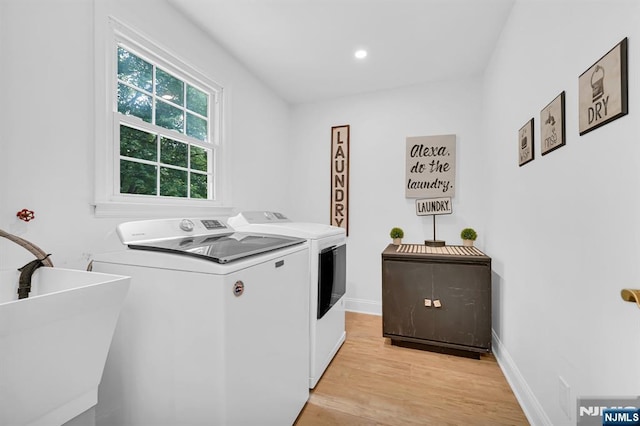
[93,201,234,218]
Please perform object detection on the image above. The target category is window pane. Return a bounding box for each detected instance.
[156,68,184,106]
[117,47,152,92]
[190,173,208,199]
[120,160,157,195]
[155,100,184,133]
[114,39,217,202]
[186,113,208,141]
[190,146,209,172]
[187,85,208,116]
[160,137,187,168]
[120,125,157,161]
[118,84,152,123]
[160,167,187,197]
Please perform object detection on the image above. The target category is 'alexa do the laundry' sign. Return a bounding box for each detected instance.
[405,134,456,198]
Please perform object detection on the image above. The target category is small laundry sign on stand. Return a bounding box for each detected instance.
[416,196,452,247]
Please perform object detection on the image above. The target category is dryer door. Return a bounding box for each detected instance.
[317,244,346,319]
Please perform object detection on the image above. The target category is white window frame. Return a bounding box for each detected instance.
[94,16,232,217]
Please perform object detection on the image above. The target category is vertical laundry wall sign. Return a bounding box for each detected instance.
[330,125,349,235]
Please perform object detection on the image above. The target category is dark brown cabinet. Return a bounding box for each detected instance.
[382,244,491,355]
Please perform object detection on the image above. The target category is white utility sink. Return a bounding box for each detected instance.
[0,267,130,426]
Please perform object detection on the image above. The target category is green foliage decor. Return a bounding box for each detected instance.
[460,228,478,241]
[389,227,404,239]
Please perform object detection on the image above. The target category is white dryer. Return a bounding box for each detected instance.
[228,211,346,389]
[91,218,310,426]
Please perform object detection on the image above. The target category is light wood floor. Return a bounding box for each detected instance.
[295,312,529,426]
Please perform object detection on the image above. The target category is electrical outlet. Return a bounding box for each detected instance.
[559,376,571,419]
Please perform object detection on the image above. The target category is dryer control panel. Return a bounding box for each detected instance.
[228,211,291,226]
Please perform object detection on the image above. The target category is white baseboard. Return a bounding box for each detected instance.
[344,297,381,315]
[492,330,552,426]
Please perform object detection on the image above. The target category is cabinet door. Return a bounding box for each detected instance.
[383,258,491,351]
[431,262,491,349]
[382,260,435,340]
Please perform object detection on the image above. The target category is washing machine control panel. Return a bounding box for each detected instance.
[201,219,227,230]
[117,217,233,244]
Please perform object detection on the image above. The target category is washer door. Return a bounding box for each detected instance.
[128,232,304,263]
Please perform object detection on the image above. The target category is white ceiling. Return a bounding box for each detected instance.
[168,0,515,104]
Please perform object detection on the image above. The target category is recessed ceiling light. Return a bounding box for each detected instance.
[354,49,367,59]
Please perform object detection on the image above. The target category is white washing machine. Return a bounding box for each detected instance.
[91,218,310,426]
[228,211,346,389]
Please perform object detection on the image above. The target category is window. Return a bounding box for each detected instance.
[94,17,228,216]
[116,45,216,200]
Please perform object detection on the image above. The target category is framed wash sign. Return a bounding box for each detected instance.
[330,125,349,235]
[405,134,456,198]
[540,91,566,156]
[578,38,628,135]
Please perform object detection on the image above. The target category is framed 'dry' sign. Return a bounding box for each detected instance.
[330,125,349,235]
[578,38,628,135]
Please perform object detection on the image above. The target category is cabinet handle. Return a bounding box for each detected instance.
[433,299,442,308]
[621,289,640,309]
[424,298,432,307]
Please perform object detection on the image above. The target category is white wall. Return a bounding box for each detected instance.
[290,1,640,424]
[0,0,292,270]
[483,1,640,424]
[0,0,8,232]
[289,78,485,313]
